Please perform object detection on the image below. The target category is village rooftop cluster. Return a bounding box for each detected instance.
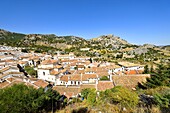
[0,45,150,98]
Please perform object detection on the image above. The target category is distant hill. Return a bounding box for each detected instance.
[0,29,26,44]
[161,45,170,51]
[90,34,130,49]
[0,29,87,48]
[1,28,167,55]
[0,29,132,48]
[91,34,129,45]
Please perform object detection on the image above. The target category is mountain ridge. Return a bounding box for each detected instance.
[1,28,167,47]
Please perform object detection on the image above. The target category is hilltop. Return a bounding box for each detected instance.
[0,29,131,48]
[0,29,169,66]
[0,29,87,49]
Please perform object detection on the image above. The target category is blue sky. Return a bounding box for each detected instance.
[0,0,170,45]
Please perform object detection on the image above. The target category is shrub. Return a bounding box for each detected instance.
[81,88,92,99]
[103,86,139,108]
[100,76,109,81]
[87,91,96,106]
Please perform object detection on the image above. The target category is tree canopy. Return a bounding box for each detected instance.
[0,84,61,113]
[143,64,170,89]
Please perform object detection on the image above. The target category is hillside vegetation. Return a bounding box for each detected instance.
[0,29,170,66]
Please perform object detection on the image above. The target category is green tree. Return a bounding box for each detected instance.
[24,66,37,77]
[145,86,170,111]
[144,64,170,89]
[87,89,96,106]
[81,88,92,99]
[0,84,60,113]
[143,65,149,74]
[100,86,139,108]
[150,65,154,73]
[100,76,109,81]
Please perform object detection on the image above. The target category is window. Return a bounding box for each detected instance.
[43,72,45,75]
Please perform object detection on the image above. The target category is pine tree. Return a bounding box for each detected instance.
[143,65,149,74]
[144,64,170,88]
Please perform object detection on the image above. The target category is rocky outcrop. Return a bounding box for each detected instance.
[92,34,129,44]
[129,47,149,55]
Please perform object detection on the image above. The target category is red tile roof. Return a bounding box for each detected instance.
[70,74,81,81]
[60,75,69,82]
[53,86,80,98]
[41,59,57,65]
[50,70,59,75]
[125,70,138,75]
[82,74,97,81]
[33,79,49,88]
[0,81,10,89]
[97,81,114,91]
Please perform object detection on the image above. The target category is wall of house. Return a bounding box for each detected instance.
[55,78,62,85]
[82,80,89,84]
[89,79,96,83]
[37,69,50,80]
[46,74,56,83]
[78,68,84,70]
[113,68,123,72]
[67,81,81,85]
[125,66,139,70]
[85,71,95,74]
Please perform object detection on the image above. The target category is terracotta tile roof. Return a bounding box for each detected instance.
[60,75,69,82]
[70,59,78,62]
[0,72,23,79]
[125,70,138,75]
[60,69,67,73]
[112,74,150,89]
[0,67,10,73]
[54,65,63,69]
[41,59,57,65]
[61,59,70,62]
[2,59,15,63]
[33,79,49,88]
[70,74,81,81]
[25,82,39,89]
[18,61,28,64]
[118,62,139,67]
[50,70,59,75]
[0,81,10,89]
[97,81,114,91]
[70,63,77,66]
[53,86,80,98]
[6,77,15,83]
[85,68,96,72]
[76,70,85,74]
[7,81,25,87]
[29,77,39,81]
[82,74,97,81]
[20,55,32,59]
[96,71,108,77]
[137,70,144,74]
[77,65,85,68]
[106,65,121,69]
[30,56,40,60]
[115,71,124,75]
[69,70,76,74]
